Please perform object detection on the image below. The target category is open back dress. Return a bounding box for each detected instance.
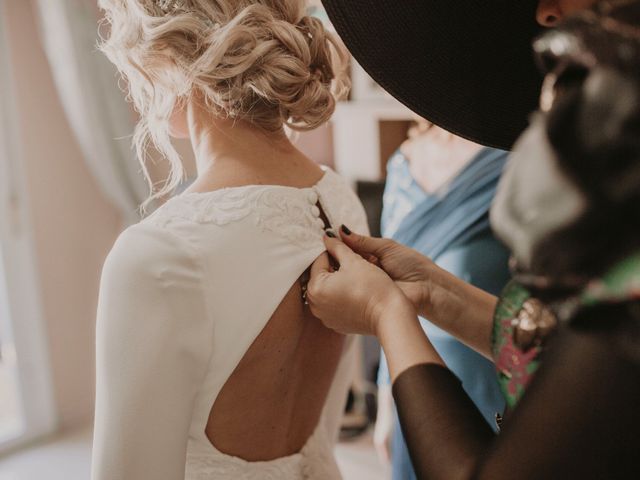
[91,166,370,479]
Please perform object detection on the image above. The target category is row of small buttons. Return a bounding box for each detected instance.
[307,188,330,230]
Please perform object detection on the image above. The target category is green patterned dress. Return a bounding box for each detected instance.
[492,252,640,409]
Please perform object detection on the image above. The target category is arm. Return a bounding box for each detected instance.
[388,305,640,480]
[91,224,213,480]
[422,264,498,359]
[308,235,639,479]
[376,298,446,381]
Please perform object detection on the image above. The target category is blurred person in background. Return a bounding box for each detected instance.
[374,121,509,479]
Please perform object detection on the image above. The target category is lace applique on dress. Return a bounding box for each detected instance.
[142,169,368,251]
[253,188,326,249]
[144,185,325,250]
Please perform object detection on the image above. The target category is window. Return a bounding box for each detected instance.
[0,259,22,442]
[0,3,56,452]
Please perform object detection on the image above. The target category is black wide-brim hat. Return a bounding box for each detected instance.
[322,1,544,150]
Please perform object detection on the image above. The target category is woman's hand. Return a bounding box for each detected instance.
[309,234,446,382]
[337,226,500,359]
[307,235,415,336]
[338,226,434,317]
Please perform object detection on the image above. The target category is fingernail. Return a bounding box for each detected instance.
[325,230,337,238]
[341,225,352,235]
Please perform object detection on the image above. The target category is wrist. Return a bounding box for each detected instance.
[376,300,445,383]
[425,265,499,359]
[373,294,418,339]
[419,261,449,318]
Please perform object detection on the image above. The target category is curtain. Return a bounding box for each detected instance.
[33,0,148,224]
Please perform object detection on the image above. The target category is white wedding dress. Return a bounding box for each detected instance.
[91,166,370,480]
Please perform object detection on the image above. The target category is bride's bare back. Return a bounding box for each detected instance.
[186,154,349,461]
[207,279,345,460]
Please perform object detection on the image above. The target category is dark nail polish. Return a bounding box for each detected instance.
[326,230,337,238]
[341,225,352,235]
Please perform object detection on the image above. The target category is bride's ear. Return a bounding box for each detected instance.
[168,98,190,139]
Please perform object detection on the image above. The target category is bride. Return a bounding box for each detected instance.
[91,1,369,478]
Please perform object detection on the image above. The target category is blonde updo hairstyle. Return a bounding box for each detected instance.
[98,0,350,209]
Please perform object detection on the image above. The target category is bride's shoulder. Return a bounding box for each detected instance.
[102,220,204,287]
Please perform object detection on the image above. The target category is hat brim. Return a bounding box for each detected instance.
[322,0,544,150]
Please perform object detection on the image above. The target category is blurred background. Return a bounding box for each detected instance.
[0,1,418,478]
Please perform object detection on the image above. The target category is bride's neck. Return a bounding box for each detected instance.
[187,100,297,177]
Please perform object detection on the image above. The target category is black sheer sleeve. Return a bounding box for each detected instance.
[392,304,640,480]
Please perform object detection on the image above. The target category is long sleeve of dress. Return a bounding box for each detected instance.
[91,223,214,480]
[392,304,640,480]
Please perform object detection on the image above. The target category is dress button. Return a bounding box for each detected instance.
[311,205,321,217]
[316,218,326,229]
[307,190,318,204]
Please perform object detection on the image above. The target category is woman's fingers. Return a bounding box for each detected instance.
[310,251,331,278]
[307,232,413,336]
[323,234,358,265]
[340,225,390,258]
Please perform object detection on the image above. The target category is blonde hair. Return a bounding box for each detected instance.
[98,0,350,210]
